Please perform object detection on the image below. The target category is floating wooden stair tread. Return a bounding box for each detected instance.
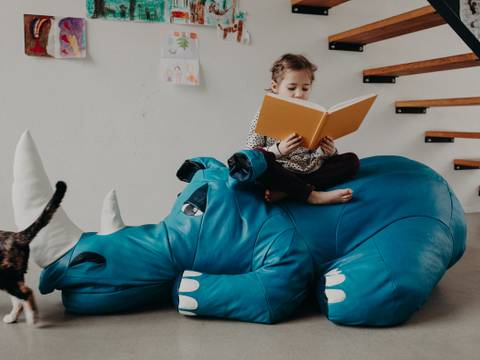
[454,159,480,170]
[396,96,480,113]
[364,53,479,83]
[291,0,349,8]
[329,5,445,50]
[425,131,480,142]
[291,0,349,15]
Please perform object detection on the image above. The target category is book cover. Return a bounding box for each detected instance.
[255,93,377,150]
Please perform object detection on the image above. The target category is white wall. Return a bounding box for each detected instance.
[1,0,480,232]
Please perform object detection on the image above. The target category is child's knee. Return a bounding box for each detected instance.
[344,153,360,177]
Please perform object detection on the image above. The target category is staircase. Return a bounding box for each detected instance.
[291,0,480,191]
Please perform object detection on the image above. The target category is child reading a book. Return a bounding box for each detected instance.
[246,53,360,204]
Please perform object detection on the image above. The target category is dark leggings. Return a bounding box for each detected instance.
[256,149,360,202]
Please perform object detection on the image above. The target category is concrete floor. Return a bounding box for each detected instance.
[0,214,479,360]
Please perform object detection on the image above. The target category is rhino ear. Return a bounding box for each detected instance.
[176,160,206,183]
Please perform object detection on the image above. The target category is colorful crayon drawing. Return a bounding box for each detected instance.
[168,0,245,26]
[24,15,54,57]
[86,0,166,22]
[162,31,199,58]
[161,58,200,85]
[58,18,87,58]
[161,31,200,86]
[24,15,87,58]
[217,19,250,45]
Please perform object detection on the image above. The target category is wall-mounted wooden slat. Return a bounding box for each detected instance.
[329,6,445,47]
[397,97,480,108]
[454,159,480,170]
[396,96,480,113]
[426,131,480,140]
[363,53,479,82]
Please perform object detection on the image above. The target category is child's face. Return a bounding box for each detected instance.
[272,70,313,101]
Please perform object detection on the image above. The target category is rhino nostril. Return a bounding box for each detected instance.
[69,252,106,267]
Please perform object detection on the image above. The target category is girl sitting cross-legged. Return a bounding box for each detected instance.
[246,53,360,205]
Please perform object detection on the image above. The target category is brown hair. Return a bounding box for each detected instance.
[269,54,318,90]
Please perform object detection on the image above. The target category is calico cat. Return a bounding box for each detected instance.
[1,181,66,325]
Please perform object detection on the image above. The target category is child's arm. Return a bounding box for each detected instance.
[246,111,283,157]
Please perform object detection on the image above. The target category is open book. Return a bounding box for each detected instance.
[255,93,377,150]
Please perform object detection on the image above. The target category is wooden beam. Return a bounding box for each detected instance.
[364,53,479,78]
[329,6,445,46]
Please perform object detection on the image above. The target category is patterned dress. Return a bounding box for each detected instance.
[245,111,337,174]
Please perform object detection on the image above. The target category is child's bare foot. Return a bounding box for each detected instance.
[307,189,353,205]
[264,189,288,203]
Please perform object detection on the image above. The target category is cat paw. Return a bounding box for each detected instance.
[177,270,201,316]
[324,268,347,304]
[3,314,18,324]
[24,311,39,325]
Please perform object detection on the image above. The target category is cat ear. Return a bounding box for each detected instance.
[12,130,83,268]
[99,189,125,235]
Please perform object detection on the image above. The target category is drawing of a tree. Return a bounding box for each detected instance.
[129,0,137,20]
[177,34,190,50]
[92,0,106,18]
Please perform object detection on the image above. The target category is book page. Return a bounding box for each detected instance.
[318,94,377,141]
[327,94,377,113]
[266,93,327,112]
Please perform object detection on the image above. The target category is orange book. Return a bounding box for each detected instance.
[255,93,377,150]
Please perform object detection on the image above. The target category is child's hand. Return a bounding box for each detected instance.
[319,136,336,156]
[278,133,303,155]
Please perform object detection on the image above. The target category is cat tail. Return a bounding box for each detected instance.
[18,181,67,245]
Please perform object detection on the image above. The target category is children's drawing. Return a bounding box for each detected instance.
[86,0,166,22]
[163,31,199,58]
[461,0,480,39]
[24,15,54,57]
[24,15,87,59]
[217,19,250,45]
[57,18,87,58]
[161,31,200,86]
[168,0,245,26]
[161,58,200,85]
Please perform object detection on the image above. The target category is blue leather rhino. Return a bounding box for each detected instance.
[13,131,466,325]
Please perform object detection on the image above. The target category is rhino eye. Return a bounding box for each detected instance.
[181,183,208,216]
[181,203,204,217]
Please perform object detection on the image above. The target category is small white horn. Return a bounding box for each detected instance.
[99,189,125,235]
[12,130,83,268]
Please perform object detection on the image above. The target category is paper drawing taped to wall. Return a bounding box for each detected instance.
[161,31,200,86]
[461,0,480,39]
[168,0,245,26]
[87,0,166,22]
[24,15,87,58]
[163,30,199,58]
[57,18,87,58]
[217,19,250,45]
[24,15,54,57]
